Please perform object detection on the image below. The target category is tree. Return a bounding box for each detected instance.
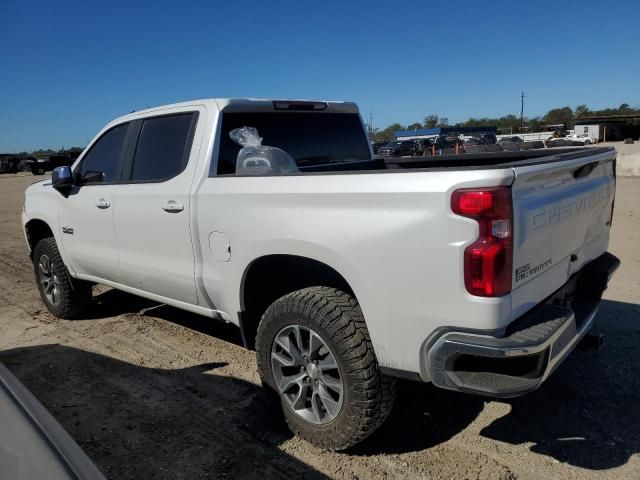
[619,103,631,113]
[32,148,56,156]
[373,123,405,142]
[407,122,423,130]
[574,104,591,119]
[543,106,574,128]
[423,115,439,128]
[527,116,543,133]
[372,101,640,142]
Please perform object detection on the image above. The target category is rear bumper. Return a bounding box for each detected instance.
[425,252,620,398]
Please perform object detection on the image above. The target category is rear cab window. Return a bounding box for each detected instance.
[215,112,371,175]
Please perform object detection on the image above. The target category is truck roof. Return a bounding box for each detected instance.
[108,98,359,128]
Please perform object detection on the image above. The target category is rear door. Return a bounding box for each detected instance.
[510,148,616,317]
[113,108,204,305]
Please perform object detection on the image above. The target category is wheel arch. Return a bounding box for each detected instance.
[239,254,357,349]
[25,218,55,258]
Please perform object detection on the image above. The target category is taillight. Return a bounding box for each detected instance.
[451,187,513,297]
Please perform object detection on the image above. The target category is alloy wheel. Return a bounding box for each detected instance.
[271,324,344,424]
[38,254,61,305]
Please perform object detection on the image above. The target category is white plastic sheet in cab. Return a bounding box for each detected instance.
[230,127,299,175]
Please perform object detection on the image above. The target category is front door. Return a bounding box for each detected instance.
[59,122,130,283]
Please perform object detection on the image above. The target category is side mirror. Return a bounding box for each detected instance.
[52,166,73,195]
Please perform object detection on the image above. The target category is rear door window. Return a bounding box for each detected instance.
[129,113,197,182]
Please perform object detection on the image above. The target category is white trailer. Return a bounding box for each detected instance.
[575,124,603,142]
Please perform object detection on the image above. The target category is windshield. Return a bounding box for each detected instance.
[216,112,371,174]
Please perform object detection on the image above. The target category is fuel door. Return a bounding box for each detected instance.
[209,231,231,262]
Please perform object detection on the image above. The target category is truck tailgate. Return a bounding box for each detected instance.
[510,148,616,319]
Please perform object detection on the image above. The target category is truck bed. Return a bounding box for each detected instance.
[298,147,611,173]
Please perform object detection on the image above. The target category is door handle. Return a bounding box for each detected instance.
[162,200,184,213]
[96,199,111,209]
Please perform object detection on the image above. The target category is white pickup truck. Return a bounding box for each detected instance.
[22,98,619,450]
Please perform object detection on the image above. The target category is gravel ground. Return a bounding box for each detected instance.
[0,172,639,480]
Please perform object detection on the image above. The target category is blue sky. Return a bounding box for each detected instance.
[1,0,638,152]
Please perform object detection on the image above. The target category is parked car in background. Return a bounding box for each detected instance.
[433,134,464,150]
[18,160,30,171]
[413,138,433,155]
[498,136,524,144]
[0,157,19,173]
[0,154,33,173]
[378,140,415,157]
[18,155,35,171]
[465,133,497,145]
[565,134,595,145]
[371,141,387,154]
[31,154,77,175]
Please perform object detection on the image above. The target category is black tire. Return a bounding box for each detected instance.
[256,286,396,450]
[33,237,92,319]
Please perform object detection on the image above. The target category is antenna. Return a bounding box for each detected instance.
[520,91,525,133]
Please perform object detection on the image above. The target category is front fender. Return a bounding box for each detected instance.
[23,183,74,275]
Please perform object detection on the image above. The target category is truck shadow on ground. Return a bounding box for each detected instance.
[82,288,245,346]
[359,299,640,471]
[65,289,640,471]
[479,299,640,470]
[0,344,328,480]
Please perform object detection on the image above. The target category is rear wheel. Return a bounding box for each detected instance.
[256,286,396,450]
[33,238,92,319]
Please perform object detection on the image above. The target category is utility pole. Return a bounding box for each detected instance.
[369,111,374,139]
[520,91,525,134]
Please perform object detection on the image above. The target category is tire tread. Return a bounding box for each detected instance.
[256,286,396,450]
[33,237,92,319]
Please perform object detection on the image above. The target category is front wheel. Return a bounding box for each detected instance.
[33,238,92,319]
[256,286,396,450]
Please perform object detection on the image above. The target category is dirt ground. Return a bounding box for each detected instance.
[1,172,639,480]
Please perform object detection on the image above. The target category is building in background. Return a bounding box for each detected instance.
[574,114,640,142]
